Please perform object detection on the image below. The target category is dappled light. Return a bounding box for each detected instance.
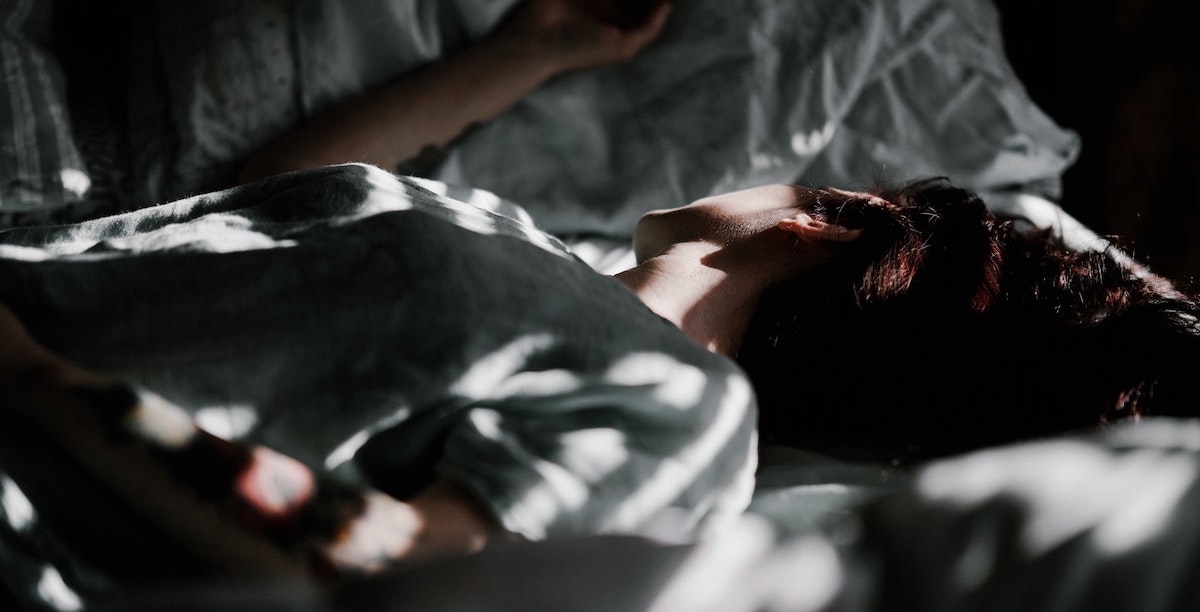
[450,334,559,400]
[394,169,573,260]
[1092,452,1196,554]
[606,352,708,410]
[324,406,414,471]
[193,404,260,441]
[1,474,35,532]
[790,122,837,157]
[90,214,299,254]
[916,435,1200,557]
[1,473,85,611]
[606,372,753,532]
[35,566,82,612]
[648,515,843,612]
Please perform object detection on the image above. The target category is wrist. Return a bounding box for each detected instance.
[479,28,575,84]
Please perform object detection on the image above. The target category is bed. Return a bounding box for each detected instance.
[3,0,1196,610]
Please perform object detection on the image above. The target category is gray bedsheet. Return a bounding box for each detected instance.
[38,417,1200,612]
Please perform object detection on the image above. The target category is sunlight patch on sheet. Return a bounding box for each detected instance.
[750,153,783,171]
[467,407,505,441]
[510,461,591,536]
[36,565,82,611]
[93,215,299,253]
[918,442,1115,554]
[450,334,556,400]
[916,440,1198,556]
[605,352,707,410]
[292,166,414,228]
[473,410,592,533]
[562,235,637,274]
[1,474,36,532]
[194,404,259,440]
[647,514,775,612]
[744,536,843,612]
[1092,452,1196,554]
[606,373,752,531]
[652,365,707,410]
[403,174,573,259]
[555,428,630,482]
[650,514,843,612]
[0,244,51,260]
[436,196,570,258]
[407,176,537,226]
[60,168,91,199]
[0,475,86,611]
[324,406,414,471]
[429,195,504,237]
[491,369,582,399]
[480,409,629,537]
[351,163,416,219]
[790,122,836,156]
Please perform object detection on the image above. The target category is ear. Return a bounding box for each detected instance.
[778,213,862,242]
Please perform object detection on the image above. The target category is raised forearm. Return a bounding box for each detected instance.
[239,34,562,183]
[239,0,673,183]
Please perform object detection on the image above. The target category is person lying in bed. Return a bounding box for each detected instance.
[1,163,1197,587]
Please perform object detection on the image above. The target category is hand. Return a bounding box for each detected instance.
[497,0,674,72]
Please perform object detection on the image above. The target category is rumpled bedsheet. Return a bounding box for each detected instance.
[23,416,1200,612]
[126,0,1078,237]
[436,0,1081,236]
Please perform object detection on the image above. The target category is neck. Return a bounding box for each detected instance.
[612,243,769,357]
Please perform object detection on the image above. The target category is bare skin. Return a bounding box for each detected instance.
[0,182,866,578]
[1,302,501,576]
[615,184,864,356]
[2,0,676,579]
[0,1,877,580]
[239,0,673,183]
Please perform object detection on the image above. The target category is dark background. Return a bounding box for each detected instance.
[996,0,1199,284]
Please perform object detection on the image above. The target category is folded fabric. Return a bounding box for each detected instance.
[435,0,1081,235]
[121,0,1078,239]
[0,0,90,218]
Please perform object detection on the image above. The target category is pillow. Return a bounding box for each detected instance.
[434,0,1082,236]
[0,0,89,217]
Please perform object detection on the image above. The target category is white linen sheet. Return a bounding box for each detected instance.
[28,417,1200,612]
[125,0,1078,241]
[5,0,1172,610]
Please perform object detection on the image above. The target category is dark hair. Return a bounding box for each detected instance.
[736,177,1200,464]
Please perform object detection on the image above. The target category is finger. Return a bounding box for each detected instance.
[67,382,412,577]
[43,383,306,577]
[318,492,421,575]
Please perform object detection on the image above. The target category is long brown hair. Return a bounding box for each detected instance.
[737,178,1200,464]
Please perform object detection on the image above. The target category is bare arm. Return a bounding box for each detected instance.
[239,0,673,183]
